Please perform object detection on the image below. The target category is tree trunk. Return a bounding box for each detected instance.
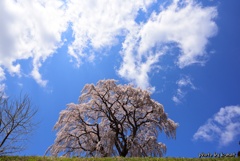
[120,149,128,157]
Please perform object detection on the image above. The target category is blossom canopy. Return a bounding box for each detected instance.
[48,79,178,157]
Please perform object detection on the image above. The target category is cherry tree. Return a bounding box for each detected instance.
[48,80,177,157]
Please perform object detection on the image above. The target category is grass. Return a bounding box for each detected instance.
[0,156,239,161]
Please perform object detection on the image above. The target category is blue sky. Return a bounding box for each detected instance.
[0,0,239,158]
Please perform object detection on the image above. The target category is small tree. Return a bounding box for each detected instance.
[48,80,177,157]
[0,93,37,155]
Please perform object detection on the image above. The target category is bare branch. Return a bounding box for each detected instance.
[0,93,37,155]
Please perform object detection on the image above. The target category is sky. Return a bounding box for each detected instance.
[0,0,240,158]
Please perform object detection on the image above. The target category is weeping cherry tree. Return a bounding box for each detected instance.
[47,80,178,157]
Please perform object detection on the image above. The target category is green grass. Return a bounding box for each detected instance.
[0,156,239,161]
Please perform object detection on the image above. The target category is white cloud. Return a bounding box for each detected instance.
[118,0,217,90]
[193,105,240,147]
[172,76,196,104]
[0,67,6,97]
[0,0,67,86]
[0,0,218,92]
[177,76,196,89]
[0,84,6,93]
[172,95,181,104]
[0,0,158,89]
[0,83,7,98]
[65,0,164,91]
[66,0,155,67]
[118,27,165,92]
[0,67,5,82]
[138,0,217,68]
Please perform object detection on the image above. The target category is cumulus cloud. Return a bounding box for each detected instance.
[118,0,217,90]
[0,0,158,89]
[0,0,218,92]
[0,0,67,86]
[193,105,240,147]
[138,0,218,68]
[66,0,155,67]
[63,0,162,91]
[172,76,196,104]
[118,26,165,92]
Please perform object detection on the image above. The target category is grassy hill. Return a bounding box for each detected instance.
[0,156,239,161]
